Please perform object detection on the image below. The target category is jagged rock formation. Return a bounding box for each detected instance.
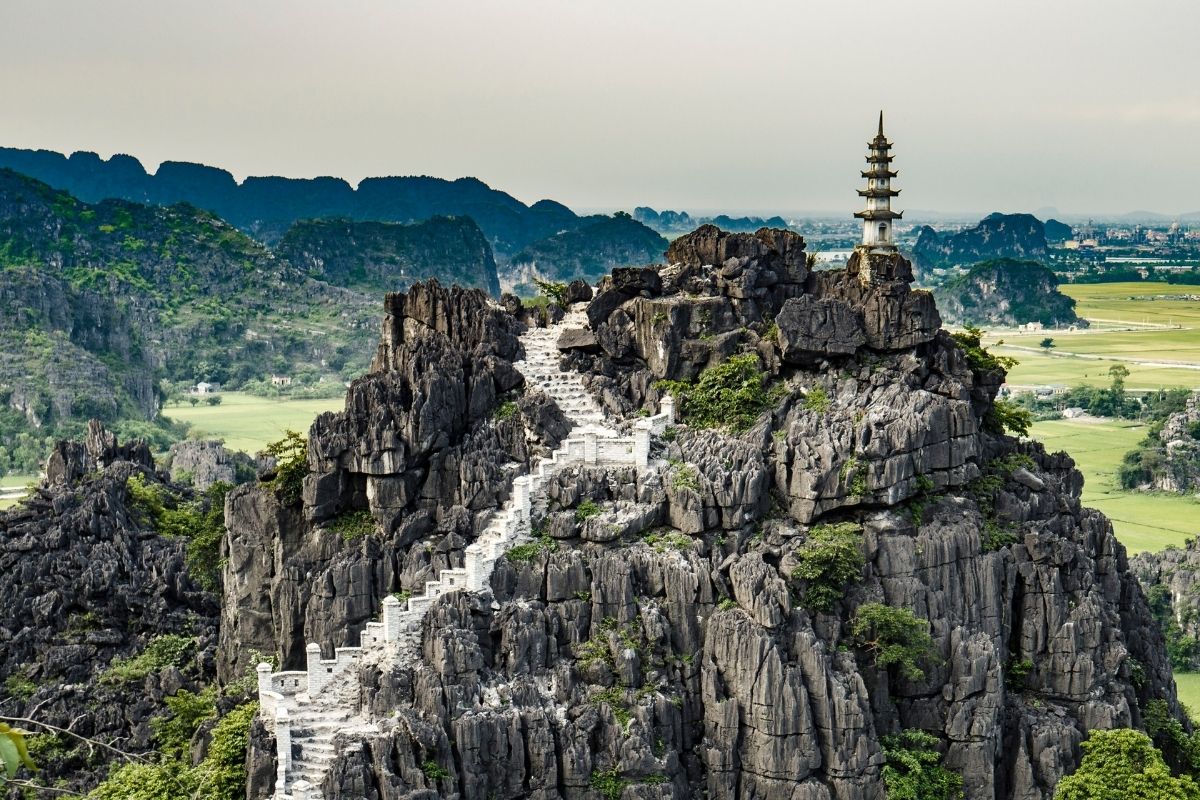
[276,216,502,297]
[914,213,1050,271]
[1120,392,1200,493]
[0,422,220,795]
[165,439,256,490]
[218,227,1186,800]
[934,258,1084,328]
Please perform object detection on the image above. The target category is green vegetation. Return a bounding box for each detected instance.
[802,386,831,413]
[505,534,558,564]
[263,430,309,504]
[125,474,230,591]
[950,325,1017,376]
[990,282,1200,390]
[330,510,375,542]
[851,603,938,681]
[575,498,602,521]
[669,462,700,492]
[100,634,195,685]
[881,729,964,800]
[590,769,630,800]
[492,400,518,421]
[164,391,341,455]
[1146,585,1200,671]
[533,278,569,309]
[1054,728,1200,800]
[643,529,693,552]
[1030,418,1200,553]
[791,522,864,611]
[421,759,450,781]
[89,700,257,800]
[2,673,37,701]
[936,258,1079,328]
[656,353,785,432]
[0,722,37,781]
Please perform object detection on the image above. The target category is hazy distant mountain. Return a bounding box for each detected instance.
[511,212,668,284]
[276,216,500,296]
[914,213,1049,269]
[0,147,587,257]
[634,206,790,235]
[0,169,378,472]
[1044,218,1073,242]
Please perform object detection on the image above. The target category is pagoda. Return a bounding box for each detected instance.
[854,111,901,250]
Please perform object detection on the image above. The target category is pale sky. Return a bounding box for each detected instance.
[0,0,1196,216]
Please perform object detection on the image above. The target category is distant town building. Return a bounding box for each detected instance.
[1020,322,1044,332]
[194,382,218,394]
[1062,407,1087,419]
[271,374,293,387]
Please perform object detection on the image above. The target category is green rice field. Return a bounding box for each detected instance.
[164,392,343,455]
[1029,418,1200,555]
[0,473,35,510]
[990,282,1200,390]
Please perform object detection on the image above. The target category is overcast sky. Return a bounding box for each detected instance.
[0,0,1196,216]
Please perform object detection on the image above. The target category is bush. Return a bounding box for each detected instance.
[1054,728,1200,800]
[656,353,785,432]
[505,535,558,564]
[802,387,831,413]
[126,475,229,591]
[262,430,309,504]
[591,769,630,800]
[422,759,451,781]
[575,498,602,521]
[881,729,964,800]
[950,326,1016,375]
[330,510,375,542]
[151,689,217,760]
[101,634,195,685]
[534,278,569,309]
[851,603,938,681]
[791,523,864,611]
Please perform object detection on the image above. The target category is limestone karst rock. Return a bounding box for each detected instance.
[1,227,1188,800]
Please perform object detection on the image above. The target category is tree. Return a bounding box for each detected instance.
[1055,728,1200,800]
[1040,337,1055,349]
[1109,364,1130,404]
[851,603,939,681]
[204,396,222,406]
[882,729,964,800]
[188,397,199,407]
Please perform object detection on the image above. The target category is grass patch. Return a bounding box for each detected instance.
[330,510,374,542]
[163,391,341,455]
[505,534,558,564]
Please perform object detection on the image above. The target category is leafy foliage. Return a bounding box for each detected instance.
[575,498,602,522]
[330,510,375,542]
[533,278,570,309]
[421,759,450,781]
[986,398,1033,437]
[950,326,1017,375]
[100,634,195,685]
[1054,728,1200,800]
[881,729,964,800]
[125,474,229,591]
[505,534,558,564]
[851,603,939,681]
[802,387,831,413]
[591,769,630,800]
[262,430,309,504]
[0,722,37,781]
[655,354,785,432]
[791,523,865,611]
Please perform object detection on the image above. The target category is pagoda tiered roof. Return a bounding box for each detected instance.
[861,167,898,179]
[853,208,903,221]
[866,152,895,164]
[857,187,901,198]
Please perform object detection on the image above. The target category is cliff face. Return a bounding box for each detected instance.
[0,423,221,795]
[275,216,502,297]
[914,213,1050,270]
[221,229,1178,799]
[1121,393,1200,493]
[934,258,1084,328]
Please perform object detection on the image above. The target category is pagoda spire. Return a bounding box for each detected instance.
[854,111,901,250]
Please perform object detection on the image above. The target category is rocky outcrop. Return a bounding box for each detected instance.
[1120,393,1200,494]
[934,259,1083,328]
[166,439,254,489]
[0,424,220,796]
[204,231,1187,799]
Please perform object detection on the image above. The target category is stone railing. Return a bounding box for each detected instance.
[256,387,675,798]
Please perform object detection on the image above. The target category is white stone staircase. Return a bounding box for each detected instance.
[256,302,674,800]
